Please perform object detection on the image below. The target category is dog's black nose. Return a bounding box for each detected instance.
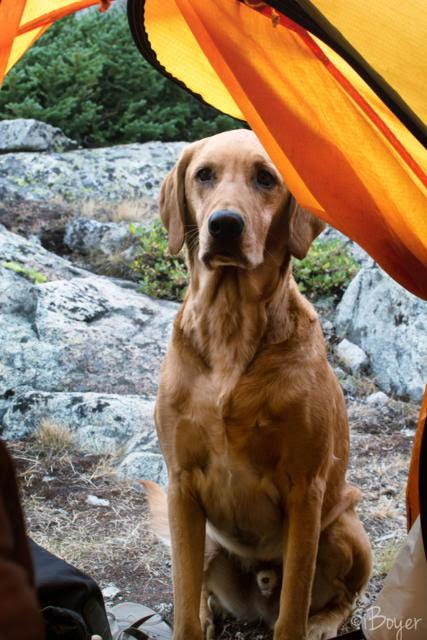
[208,210,244,239]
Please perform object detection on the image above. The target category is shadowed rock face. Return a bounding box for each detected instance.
[0,225,177,484]
[336,266,427,402]
[64,217,135,256]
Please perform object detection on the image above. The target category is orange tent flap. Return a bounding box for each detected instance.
[131,0,427,299]
[0,0,108,83]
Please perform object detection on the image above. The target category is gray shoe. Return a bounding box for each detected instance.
[106,603,172,640]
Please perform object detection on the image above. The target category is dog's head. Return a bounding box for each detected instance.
[159,129,324,270]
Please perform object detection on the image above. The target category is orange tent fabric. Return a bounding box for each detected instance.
[0,0,110,84]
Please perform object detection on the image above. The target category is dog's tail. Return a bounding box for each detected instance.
[140,480,171,548]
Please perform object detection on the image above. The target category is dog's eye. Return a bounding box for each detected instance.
[256,169,277,189]
[196,167,214,183]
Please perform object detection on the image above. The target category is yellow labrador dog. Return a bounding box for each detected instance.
[154,129,371,640]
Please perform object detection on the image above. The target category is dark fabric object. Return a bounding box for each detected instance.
[0,439,45,640]
[31,540,112,640]
[419,414,427,559]
[42,606,89,640]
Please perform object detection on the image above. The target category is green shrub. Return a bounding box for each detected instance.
[293,239,359,299]
[130,224,358,303]
[0,11,241,146]
[130,221,188,301]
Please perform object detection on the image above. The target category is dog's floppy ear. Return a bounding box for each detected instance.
[287,196,326,259]
[159,144,195,255]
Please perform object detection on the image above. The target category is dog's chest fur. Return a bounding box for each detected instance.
[171,371,289,560]
[157,332,329,561]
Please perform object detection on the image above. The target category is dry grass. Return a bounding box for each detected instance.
[111,200,153,223]
[36,419,74,454]
[79,198,155,224]
[375,540,402,575]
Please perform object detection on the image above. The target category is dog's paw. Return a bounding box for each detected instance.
[307,615,339,640]
[200,594,217,640]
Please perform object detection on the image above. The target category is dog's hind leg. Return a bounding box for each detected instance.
[308,509,372,640]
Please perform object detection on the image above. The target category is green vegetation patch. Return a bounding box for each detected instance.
[130,222,188,301]
[130,224,358,303]
[293,238,359,300]
[3,261,48,284]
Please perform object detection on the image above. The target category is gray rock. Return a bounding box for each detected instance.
[87,495,110,507]
[335,339,369,374]
[1,390,155,448]
[336,266,427,401]
[0,119,77,153]
[118,451,168,486]
[0,225,177,405]
[0,141,185,218]
[0,273,176,400]
[64,217,135,255]
[1,389,167,482]
[102,584,121,600]
[366,391,390,406]
[0,226,178,483]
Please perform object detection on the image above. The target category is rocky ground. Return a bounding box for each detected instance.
[11,393,419,639]
[1,120,426,638]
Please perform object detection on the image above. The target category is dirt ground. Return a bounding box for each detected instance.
[9,392,418,640]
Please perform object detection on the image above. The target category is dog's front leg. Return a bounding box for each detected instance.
[274,478,325,640]
[168,478,206,640]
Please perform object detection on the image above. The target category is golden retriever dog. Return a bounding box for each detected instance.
[153,129,372,640]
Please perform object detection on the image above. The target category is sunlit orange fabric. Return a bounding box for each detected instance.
[407,388,427,530]
[147,0,427,299]
[0,0,106,84]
